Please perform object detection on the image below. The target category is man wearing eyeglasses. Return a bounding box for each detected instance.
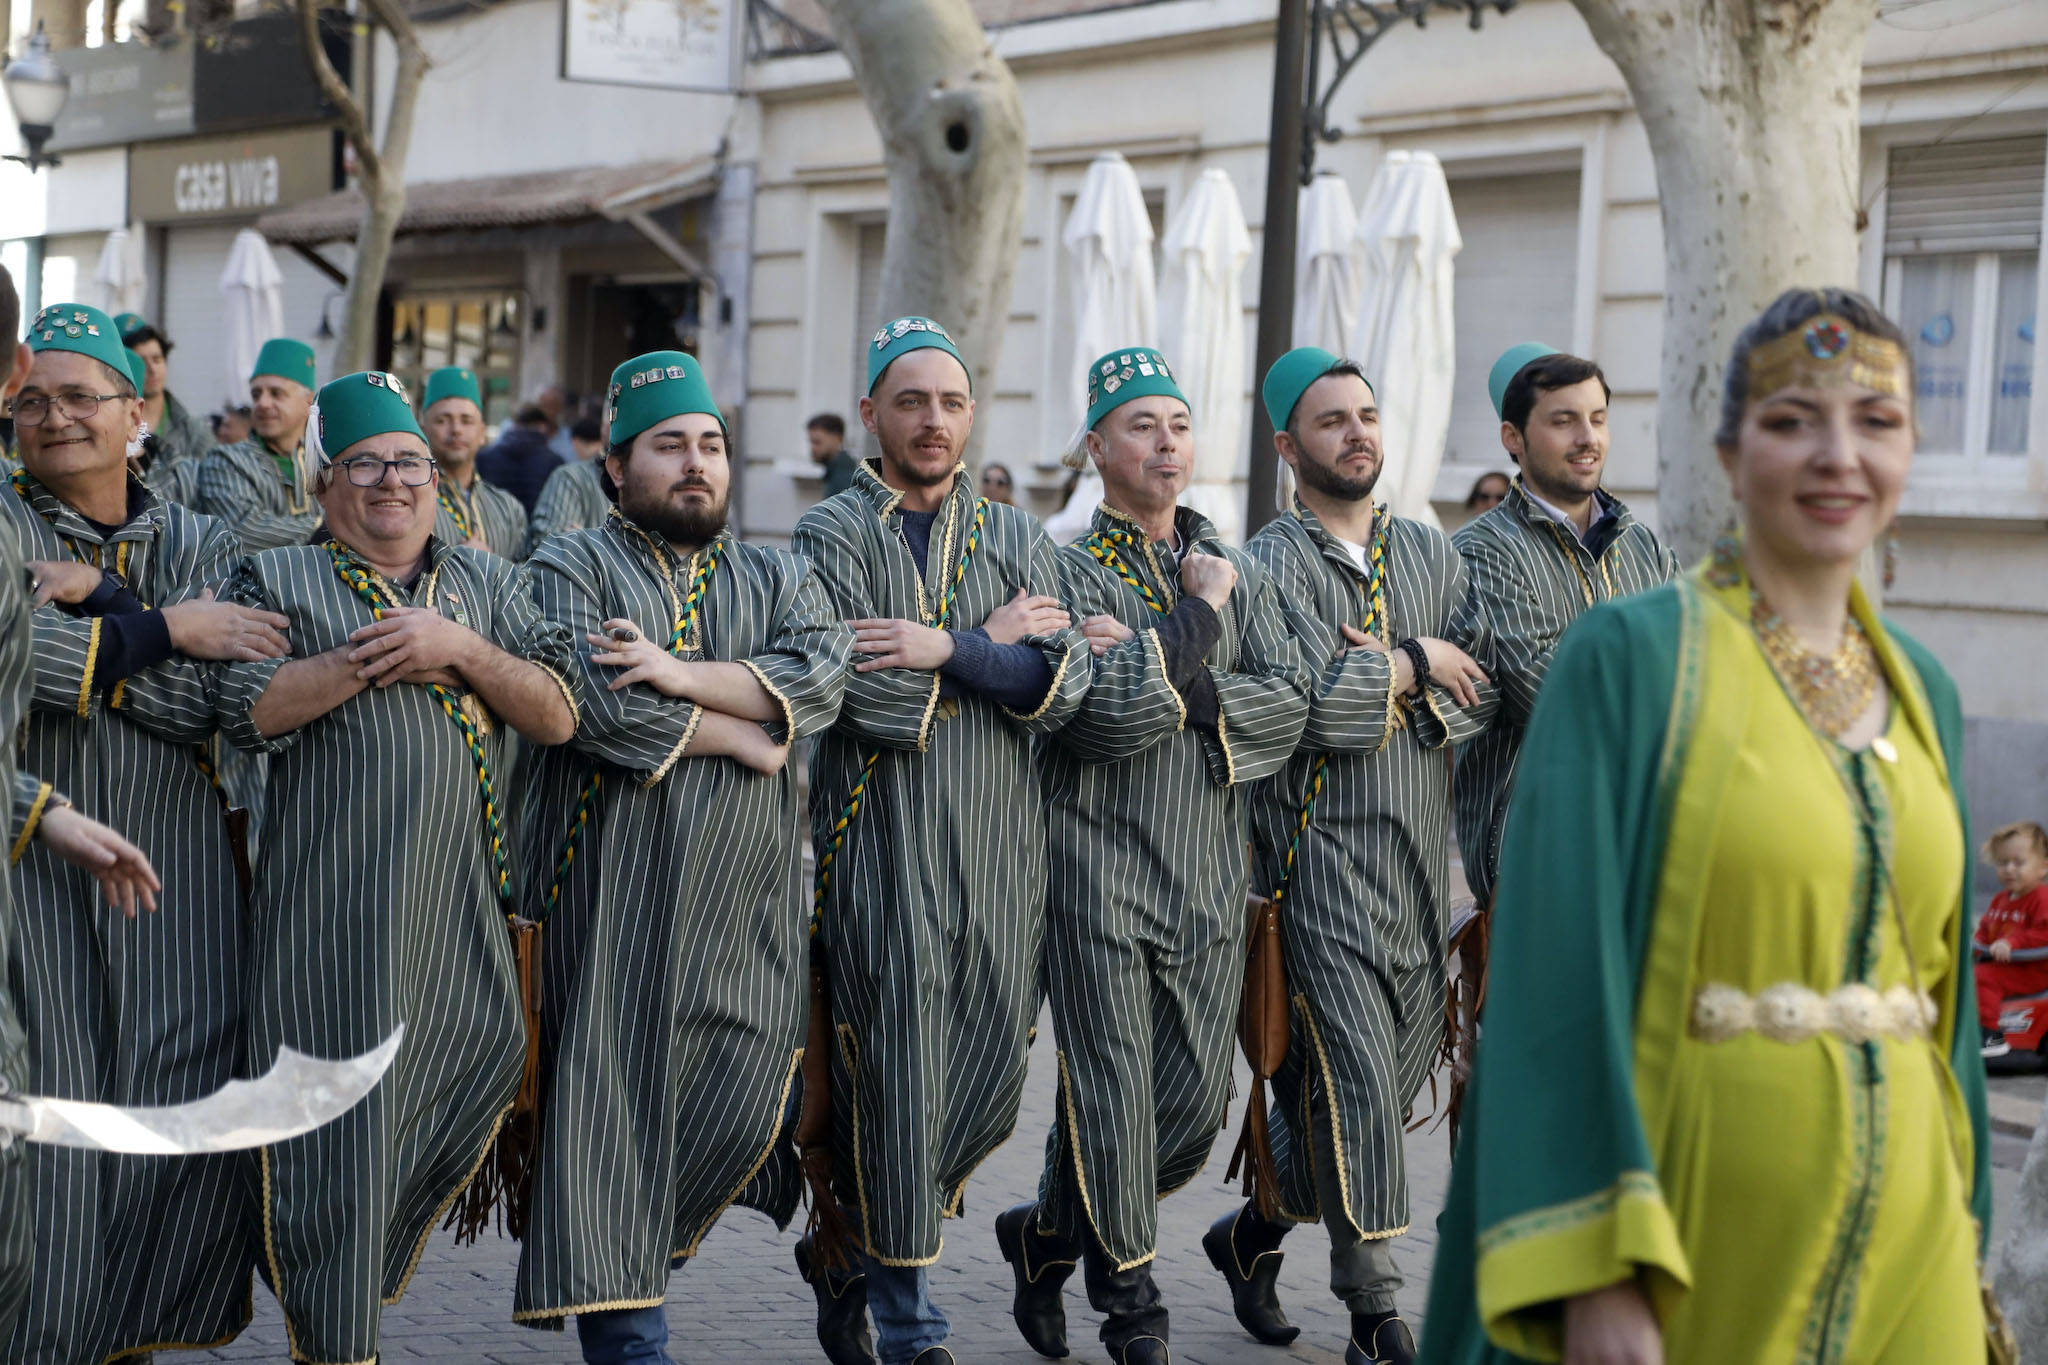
[194,338,323,552]
[209,370,575,1365]
[0,301,296,1363]
[423,366,527,559]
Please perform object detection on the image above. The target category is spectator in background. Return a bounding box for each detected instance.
[569,415,604,463]
[808,412,856,497]
[212,406,251,446]
[477,403,566,515]
[980,461,1015,505]
[536,384,577,462]
[1463,470,1510,514]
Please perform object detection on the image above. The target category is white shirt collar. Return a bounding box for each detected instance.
[1521,484,1608,545]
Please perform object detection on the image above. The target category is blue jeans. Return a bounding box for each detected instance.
[864,1257,947,1364]
[577,1304,673,1365]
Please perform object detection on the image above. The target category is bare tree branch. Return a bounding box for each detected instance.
[295,0,381,186]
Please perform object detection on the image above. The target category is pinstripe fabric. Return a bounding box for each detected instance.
[0,523,43,1346]
[513,516,850,1323]
[151,394,215,471]
[141,444,205,509]
[193,438,320,552]
[526,460,609,554]
[1,475,253,1364]
[1449,481,1679,906]
[215,539,574,1365]
[1037,503,1310,1270]
[433,475,528,561]
[792,461,1089,1267]
[1246,504,1487,1241]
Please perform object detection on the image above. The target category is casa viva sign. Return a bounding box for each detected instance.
[129,127,337,225]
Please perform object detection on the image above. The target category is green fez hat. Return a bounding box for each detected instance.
[311,371,425,467]
[113,312,154,344]
[123,348,146,395]
[26,303,134,389]
[1085,347,1187,430]
[604,350,721,449]
[866,316,969,394]
[1261,345,1356,433]
[1488,341,1559,418]
[252,337,317,390]
[422,365,483,413]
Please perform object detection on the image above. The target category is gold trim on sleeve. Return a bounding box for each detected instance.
[76,616,103,716]
[740,658,797,739]
[11,782,53,865]
[1145,628,1186,733]
[645,703,705,787]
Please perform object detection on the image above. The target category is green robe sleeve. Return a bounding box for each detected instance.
[735,551,852,747]
[1247,530,1401,755]
[210,557,303,756]
[791,505,941,753]
[195,448,320,552]
[106,518,241,745]
[1451,537,1549,729]
[1408,547,1495,753]
[1000,526,1092,732]
[1048,546,1186,764]
[1202,548,1310,788]
[9,769,57,865]
[26,603,107,720]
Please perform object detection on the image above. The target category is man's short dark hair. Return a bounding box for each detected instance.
[1283,359,1373,445]
[122,323,169,353]
[1500,354,1610,436]
[806,413,845,438]
[570,417,601,443]
[0,265,17,352]
[514,404,550,428]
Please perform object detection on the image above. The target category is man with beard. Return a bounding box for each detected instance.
[424,366,528,558]
[1449,345,1678,909]
[194,339,323,551]
[3,302,296,1364]
[999,347,1308,1365]
[1205,349,1490,1365]
[792,317,1088,1365]
[514,352,850,1364]
[213,370,575,1365]
[115,313,214,503]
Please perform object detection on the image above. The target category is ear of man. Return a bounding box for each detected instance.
[4,342,31,402]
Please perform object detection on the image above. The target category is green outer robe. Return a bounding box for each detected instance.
[141,392,214,506]
[193,437,321,552]
[1037,503,1310,1270]
[513,516,850,1323]
[792,461,1089,1267]
[1245,504,1487,1240]
[215,539,576,1365]
[433,473,529,561]
[1418,579,1992,1365]
[527,459,609,554]
[1449,481,1677,906]
[0,522,46,1346]
[2,475,253,1364]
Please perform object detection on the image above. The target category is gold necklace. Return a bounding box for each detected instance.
[1748,590,1879,741]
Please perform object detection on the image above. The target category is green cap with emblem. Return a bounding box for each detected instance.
[1085,347,1187,431]
[866,316,969,395]
[1260,345,1359,434]
[422,365,483,413]
[252,337,317,390]
[27,303,134,389]
[1488,341,1559,418]
[113,312,150,343]
[311,371,425,466]
[123,348,146,396]
[604,350,721,449]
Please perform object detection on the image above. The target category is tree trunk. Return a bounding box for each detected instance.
[1569,0,1881,563]
[1998,1092,2048,1361]
[815,0,1028,427]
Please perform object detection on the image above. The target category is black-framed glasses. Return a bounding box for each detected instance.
[335,455,437,487]
[7,392,128,427]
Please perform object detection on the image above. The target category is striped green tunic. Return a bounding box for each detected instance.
[0,522,46,1346]
[514,515,850,1323]
[141,447,204,509]
[1037,503,1310,1270]
[142,392,214,506]
[193,437,320,552]
[793,463,1089,1266]
[1449,481,1678,906]
[215,539,575,1365]
[433,473,528,561]
[0,474,253,1363]
[1245,504,1487,1241]
[527,459,609,553]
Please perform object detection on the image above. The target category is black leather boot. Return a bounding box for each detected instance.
[1200,1203,1298,1345]
[994,1200,1079,1358]
[1082,1242,1170,1365]
[794,1235,878,1365]
[1345,1310,1416,1365]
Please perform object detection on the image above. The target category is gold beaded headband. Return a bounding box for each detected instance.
[1746,313,1909,402]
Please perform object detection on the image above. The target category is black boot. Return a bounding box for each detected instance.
[1200,1203,1298,1345]
[794,1235,878,1365]
[1345,1310,1416,1365]
[1082,1242,1170,1365]
[995,1200,1079,1358]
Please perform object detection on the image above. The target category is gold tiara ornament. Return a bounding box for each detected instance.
[1745,313,1909,402]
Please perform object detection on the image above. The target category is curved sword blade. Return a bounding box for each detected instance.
[0,1026,405,1155]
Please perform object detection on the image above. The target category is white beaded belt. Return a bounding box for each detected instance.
[1690,982,1939,1046]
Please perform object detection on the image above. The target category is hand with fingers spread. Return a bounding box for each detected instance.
[1079,613,1134,658]
[36,804,162,919]
[163,589,292,662]
[587,618,689,695]
[1179,552,1237,610]
[849,617,955,673]
[980,587,1072,645]
[346,606,481,687]
[25,560,102,608]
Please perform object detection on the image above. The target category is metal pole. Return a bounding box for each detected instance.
[1245,0,1310,538]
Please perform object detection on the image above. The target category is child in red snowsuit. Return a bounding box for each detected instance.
[1977,821,2048,1056]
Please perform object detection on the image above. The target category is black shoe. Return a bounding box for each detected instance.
[1082,1243,1168,1363]
[911,1351,954,1365]
[1345,1312,1416,1365]
[795,1235,877,1365]
[1983,1027,2013,1058]
[1111,1338,1169,1365]
[1200,1205,1298,1346]
[995,1201,1079,1358]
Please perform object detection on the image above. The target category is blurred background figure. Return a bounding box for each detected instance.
[569,416,604,463]
[477,404,565,515]
[212,407,252,447]
[1463,470,1509,514]
[808,411,855,497]
[981,461,1015,505]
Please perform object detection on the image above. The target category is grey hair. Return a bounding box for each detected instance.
[1715,286,1913,447]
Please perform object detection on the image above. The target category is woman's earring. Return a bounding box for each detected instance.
[1882,520,1901,591]
[1707,519,1743,588]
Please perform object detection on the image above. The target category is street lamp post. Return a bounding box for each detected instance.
[3,23,70,174]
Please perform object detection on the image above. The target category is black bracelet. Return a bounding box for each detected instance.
[1396,637,1431,692]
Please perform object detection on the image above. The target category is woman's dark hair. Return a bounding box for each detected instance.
[1500,354,1609,436]
[1463,470,1510,511]
[1715,287,1913,447]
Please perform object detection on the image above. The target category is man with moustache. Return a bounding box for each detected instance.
[1449,345,1679,909]
[194,338,323,551]
[423,365,528,558]
[998,347,1308,1365]
[1205,349,1491,1365]
[212,370,575,1365]
[514,352,850,1364]
[791,317,1089,1365]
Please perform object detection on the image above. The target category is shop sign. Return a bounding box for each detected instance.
[129,126,337,224]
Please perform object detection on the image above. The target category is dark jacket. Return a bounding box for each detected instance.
[477,426,566,514]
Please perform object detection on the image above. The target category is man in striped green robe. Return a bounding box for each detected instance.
[116,313,214,504]
[1000,347,1309,1365]
[214,370,576,1365]
[1449,345,1679,908]
[1207,350,1493,1365]
[528,426,610,552]
[194,338,322,552]
[3,302,301,1364]
[792,317,1088,1365]
[423,366,528,559]
[514,352,850,1364]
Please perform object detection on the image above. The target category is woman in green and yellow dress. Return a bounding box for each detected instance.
[1420,286,1994,1365]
